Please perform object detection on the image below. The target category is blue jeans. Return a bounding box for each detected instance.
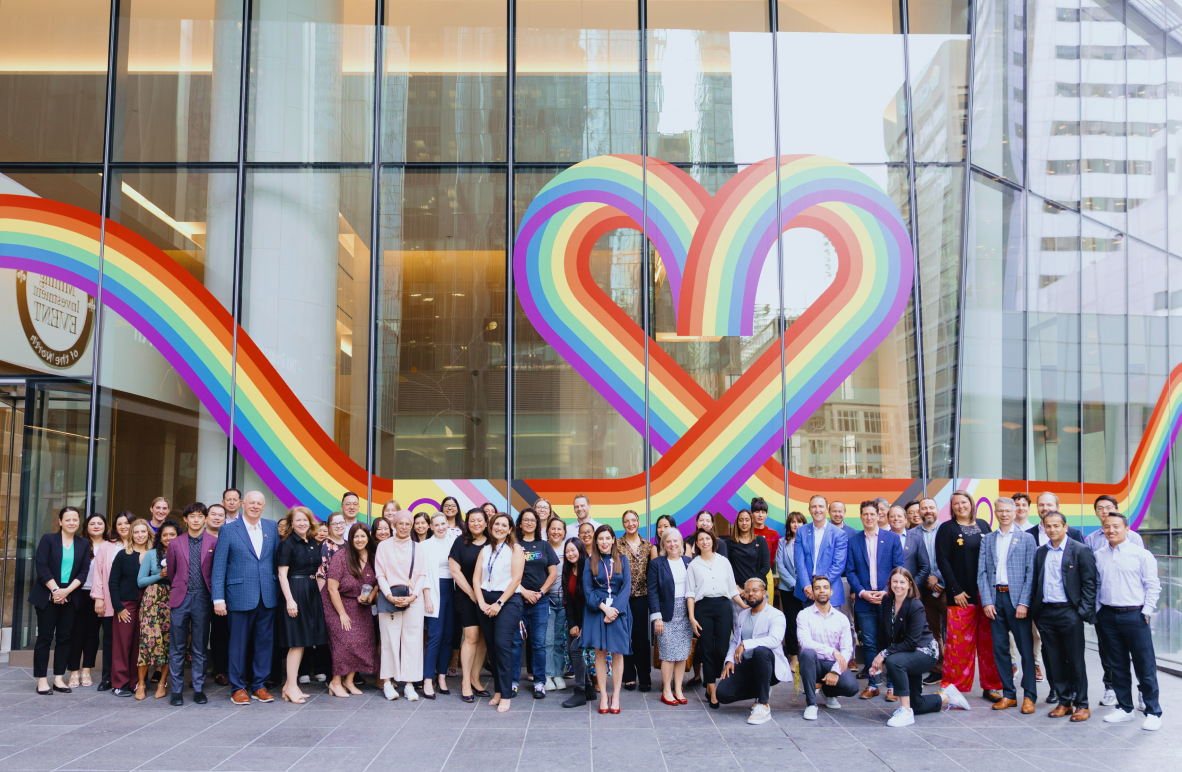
[424,579,455,680]
[544,603,567,678]
[511,594,551,688]
[855,610,880,686]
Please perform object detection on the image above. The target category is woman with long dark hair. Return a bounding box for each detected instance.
[449,508,490,701]
[327,522,379,698]
[686,528,743,709]
[91,511,131,691]
[411,512,431,543]
[652,515,677,557]
[277,507,327,703]
[582,524,633,714]
[617,510,652,693]
[512,507,559,698]
[67,513,108,688]
[725,509,770,591]
[439,497,465,537]
[776,511,808,670]
[30,506,90,695]
[136,519,178,699]
[473,512,524,712]
[560,537,592,708]
[543,516,568,691]
[108,519,152,697]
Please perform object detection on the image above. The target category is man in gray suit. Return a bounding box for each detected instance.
[978,497,1037,713]
[892,505,930,586]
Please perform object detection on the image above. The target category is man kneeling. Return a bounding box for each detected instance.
[797,575,859,720]
[716,578,792,724]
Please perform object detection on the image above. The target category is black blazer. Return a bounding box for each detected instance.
[28,533,91,610]
[1025,523,1084,545]
[877,596,934,658]
[1030,538,1097,623]
[647,555,693,624]
[562,565,586,635]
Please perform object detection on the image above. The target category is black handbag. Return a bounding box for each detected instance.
[377,542,414,613]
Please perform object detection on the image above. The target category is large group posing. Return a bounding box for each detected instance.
[28,488,1162,730]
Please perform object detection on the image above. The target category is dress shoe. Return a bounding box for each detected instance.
[982,689,1003,703]
[169,692,184,707]
[922,673,942,686]
[1048,704,1071,718]
[1035,665,1043,682]
[96,680,112,692]
[1069,708,1090,722]
[52,684,72,694]
[858,686,879,700]
[1045,688,1060,704]
[151,672,162,683]
[193,691,208,705]
[638,684,651,693]
[231,689,251,705]
[660,694,679,706]
[214,673,229,687]
[992,698,1018,710]
[253,688,275,703]
[856,669,869,681]
[884,689,898,703]
[1021,697,1035,714]
[623,681,636,691]
[562,690,588,708]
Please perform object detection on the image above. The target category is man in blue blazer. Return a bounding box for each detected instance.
[845,501,904,698]
[977,496,1038,713]
[894,505,931,586]
[794,495,849,608]
[211,490,280,704]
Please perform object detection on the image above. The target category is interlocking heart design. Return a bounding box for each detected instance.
[514,155,913,517]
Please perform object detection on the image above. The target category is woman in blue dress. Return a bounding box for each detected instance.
[581,524,632,714]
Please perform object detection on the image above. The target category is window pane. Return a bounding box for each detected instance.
[516,0,640,163]
[970,0,1025,183]
[1080,218,1124,485]
[247,0,375,162]
[376,167,506,480]
[1079,0,1125,233]
[1128,241,1167,528]
[907,0,970,162]
[114,0,244,162]
[0,1,110,162]
[384,0,507,163]
[1028,0,1080,209]
[1125,7,1167,249]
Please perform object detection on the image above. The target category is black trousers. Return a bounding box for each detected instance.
[1096,606,1161,716]
[1037,603,1087,708]
[33,602,77,678]
[779,591,804,657]
[798,647,859,706]
[621,595,652,688]
[99,617,113,684]
[989,592,1036,701]
[693,597,733,686]
[882,651,942,714]
[208,611,229,675]
[67,598,101,671]
[479,590,524,697]
[715,647,779,704]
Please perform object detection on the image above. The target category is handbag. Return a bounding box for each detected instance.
[377,542,414,613]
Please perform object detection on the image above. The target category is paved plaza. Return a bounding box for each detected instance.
[0,648,1177,772]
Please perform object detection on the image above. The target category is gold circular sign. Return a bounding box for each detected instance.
[15,270,94,369]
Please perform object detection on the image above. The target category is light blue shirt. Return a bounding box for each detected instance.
[1042,541,1068,604]
[1085,527,1143,553]
[921,523,941,582]
[994,526,1016,586]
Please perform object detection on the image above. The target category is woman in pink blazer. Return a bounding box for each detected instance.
[90,512,132,691]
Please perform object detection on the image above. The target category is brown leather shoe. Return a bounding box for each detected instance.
[1035,665,1044,682]
[884,688,898,703]
[231,689,250,705]
[992,697,1018,710]
[1021,697,1035,714]
[1048,704,1071,718]
[859,686,879,700]
[214,673,229,687]
[253,688,275,703]
[1069,708,1090,722]
[982,689,1003,703]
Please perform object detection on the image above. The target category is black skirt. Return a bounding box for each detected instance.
[280,575,328,648]
[454,586,481,629]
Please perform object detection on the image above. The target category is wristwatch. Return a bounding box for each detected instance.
[496,599,504,606]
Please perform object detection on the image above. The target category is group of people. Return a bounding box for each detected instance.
[27,488,1163,730]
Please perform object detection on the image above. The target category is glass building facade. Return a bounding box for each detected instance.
[3,0,1182,649]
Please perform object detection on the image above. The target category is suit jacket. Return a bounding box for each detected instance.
[845,529,904,613]
[977,527,1037,609]
[725,603,793,683]
[1030,538,1097,623]
[211,517,280,611]
[647,555,692,625]
[877,596,935,658]
[901,527,931,586]
[29,533,91,610]
[1025,523,1084,546]
[793,523,848,606]
[165,531,218,609]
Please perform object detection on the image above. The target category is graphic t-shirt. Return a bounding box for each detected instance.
[519,538,559,593]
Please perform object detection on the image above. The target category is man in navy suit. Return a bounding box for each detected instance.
[211,490,280,705]
[846,500,903,699]
[794,495,849,610]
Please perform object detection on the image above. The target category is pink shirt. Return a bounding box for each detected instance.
[89,540,120,617]
[865,530,878,591]
[375,537,427,593]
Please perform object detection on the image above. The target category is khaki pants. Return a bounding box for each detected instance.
[379,599,425,682]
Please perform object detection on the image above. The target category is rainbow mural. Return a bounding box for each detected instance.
[1,151,1179,536]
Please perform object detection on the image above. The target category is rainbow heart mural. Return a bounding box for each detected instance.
[1,153,1179,533]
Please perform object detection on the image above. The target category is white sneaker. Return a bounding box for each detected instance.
[1104,708,1134,723]
[383,681,397,701]
[825,696,841,710]
[1143,714,1162,731]
[543,677,555,690]
[405,683,419,701]
[552,676,566,691]
[315,674,327,683]
[1100,689,1117,706]
[803,705,818,720]
[887,707,915,727]
[1138,692,1146,712]
[942,683,971,712]
[298,675,309,684]
[748,703,772,725]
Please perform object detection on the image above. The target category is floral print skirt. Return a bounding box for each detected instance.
[137,583,171,667]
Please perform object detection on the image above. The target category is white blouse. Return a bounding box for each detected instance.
[669,557,687,598]
[685,554,740,602]
[420,533,457,619]
[480,542,516,592]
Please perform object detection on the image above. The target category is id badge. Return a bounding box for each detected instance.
[604,597,613,608]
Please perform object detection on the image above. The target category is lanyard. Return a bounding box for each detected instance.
[486,542,506,577]
[601,557,614,600]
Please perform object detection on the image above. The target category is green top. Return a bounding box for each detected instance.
[60,540,74,586]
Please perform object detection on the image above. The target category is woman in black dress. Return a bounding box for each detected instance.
[725,509,770,589]
[448,508,489,701]
[277,507,327,703]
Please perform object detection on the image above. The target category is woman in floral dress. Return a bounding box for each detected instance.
[136,520,178,699]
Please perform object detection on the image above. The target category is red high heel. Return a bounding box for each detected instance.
[598,701,609,714]
[678,697,688,704]
[660,694,679,706]
[610,696,621,714]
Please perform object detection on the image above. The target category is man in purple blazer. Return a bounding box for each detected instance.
[166,502,218,706]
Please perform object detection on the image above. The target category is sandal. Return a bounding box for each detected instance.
[81,673,92,687]
[68,674,80,689]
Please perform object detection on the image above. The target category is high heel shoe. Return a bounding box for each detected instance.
[660,694,679,706]
[677,696,688,705]
[598,701,610,714]
[609,696,621,714]
[282,691,307,704]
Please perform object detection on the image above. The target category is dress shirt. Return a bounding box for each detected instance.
[1095,539,1160,617]
[669,556,687,598]
[243,517,263,558]
[187,533,206,595]
[994,525,1016,586]
[1085,527,1143,552]
[796,603,853,673]
[865,530,879,590]
[812,521,827,572]
[565,518,601,541]
[1042,541,1068,604]
[892,529,907,553]
[685,554,739,601]
[920,523,941,582]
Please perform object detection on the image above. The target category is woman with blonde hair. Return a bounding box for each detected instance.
[108,519,152,697]
[277,507,327,703]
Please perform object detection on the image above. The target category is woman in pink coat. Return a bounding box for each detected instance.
[89,511,132,691]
